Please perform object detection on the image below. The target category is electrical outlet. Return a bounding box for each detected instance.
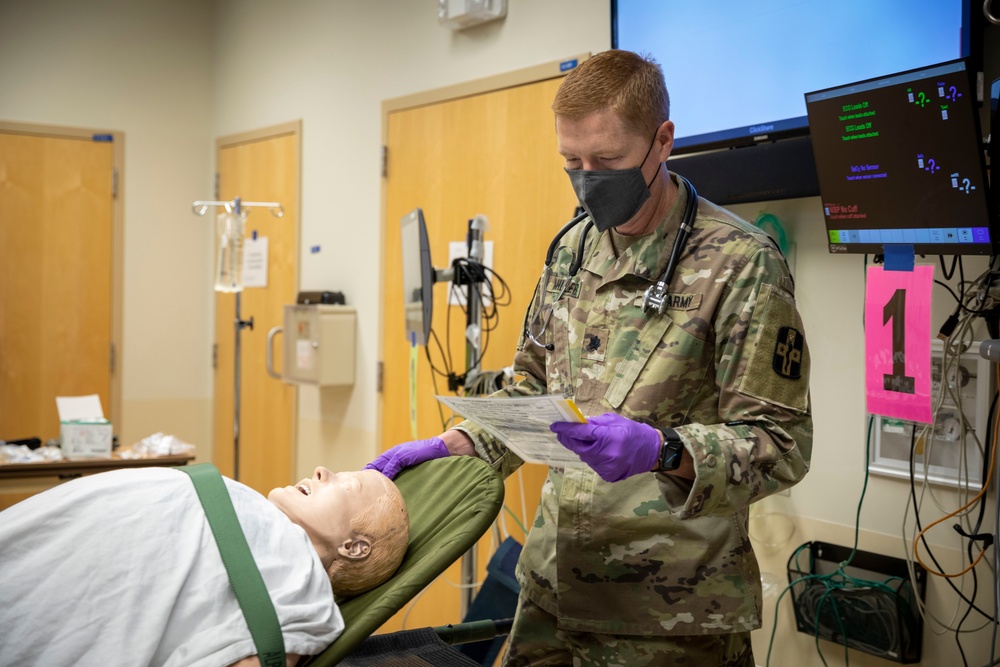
[868,340,992,488]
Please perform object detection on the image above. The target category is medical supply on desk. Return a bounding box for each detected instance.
[118,432,195,459]
[0,444,63,464]
[56,394,113,458]
[60,420,113,458]
[3,436,41,450]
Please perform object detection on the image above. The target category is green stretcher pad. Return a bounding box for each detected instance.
[307,455,505,666]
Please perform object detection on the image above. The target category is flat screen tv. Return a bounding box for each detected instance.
[611,1,976,205]
[805,59,994,255]
[611,0,972,154]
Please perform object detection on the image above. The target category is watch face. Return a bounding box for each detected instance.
[661,441,683,471]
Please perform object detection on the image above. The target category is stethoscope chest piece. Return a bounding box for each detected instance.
[642,281,670,315]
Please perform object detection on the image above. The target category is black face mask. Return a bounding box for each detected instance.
[564,133,661,232]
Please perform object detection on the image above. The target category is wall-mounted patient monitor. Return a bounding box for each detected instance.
[401,208,434,346]
[806,59,996,255]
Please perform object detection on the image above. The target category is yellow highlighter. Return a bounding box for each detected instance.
[557,397,587,423]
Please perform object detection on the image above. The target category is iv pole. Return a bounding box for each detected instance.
[193,197,283,481]
[434,215,490,617]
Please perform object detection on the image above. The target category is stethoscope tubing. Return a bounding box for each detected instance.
[527,175,698,349]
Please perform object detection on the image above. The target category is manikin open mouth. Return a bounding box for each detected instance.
[295,482,311,496]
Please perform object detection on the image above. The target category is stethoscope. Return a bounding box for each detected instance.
[526,175,699,351]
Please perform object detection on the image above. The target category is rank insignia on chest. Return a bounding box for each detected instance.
[581,326,607,361]
[772,326,803,379]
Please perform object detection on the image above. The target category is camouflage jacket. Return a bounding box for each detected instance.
[454,176,813,636]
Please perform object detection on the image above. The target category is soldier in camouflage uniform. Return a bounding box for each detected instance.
[368,49,812,666]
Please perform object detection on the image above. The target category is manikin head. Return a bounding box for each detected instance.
[269,467,409,598]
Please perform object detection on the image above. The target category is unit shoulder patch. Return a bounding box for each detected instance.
[772,326,804,379]
[736,283,810,412]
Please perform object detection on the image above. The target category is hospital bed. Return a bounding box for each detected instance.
[306,455,507,666]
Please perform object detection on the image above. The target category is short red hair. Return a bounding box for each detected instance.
[552,49,670,137]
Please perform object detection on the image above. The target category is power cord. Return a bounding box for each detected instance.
[857,253,1000,663]
[911,380,997,579]
[445,257,512,386]
[904,255,1000,665]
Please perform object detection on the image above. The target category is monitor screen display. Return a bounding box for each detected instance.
[401,208,434,345]
[612,0,970,154]
[805,59,993,255]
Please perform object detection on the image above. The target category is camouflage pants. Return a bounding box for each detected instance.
[501,593,755,667]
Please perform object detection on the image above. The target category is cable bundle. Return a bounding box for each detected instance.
[902,255,1000,667]
[786,541,925,663]
[423,257,512,398]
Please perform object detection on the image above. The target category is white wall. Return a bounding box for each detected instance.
[1,0,995,663]
[0,0,216,459]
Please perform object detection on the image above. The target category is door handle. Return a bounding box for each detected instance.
[266,326,283,380]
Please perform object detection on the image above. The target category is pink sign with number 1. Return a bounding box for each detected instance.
[864,264,933,424]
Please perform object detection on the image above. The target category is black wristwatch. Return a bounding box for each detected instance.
[655,427,684,472]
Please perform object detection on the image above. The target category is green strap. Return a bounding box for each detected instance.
[177,463,286,667]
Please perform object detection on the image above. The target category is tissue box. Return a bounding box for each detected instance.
[61,419,113,458]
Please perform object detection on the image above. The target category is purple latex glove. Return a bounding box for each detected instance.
[364,437,450,480]
[550,412,661,482]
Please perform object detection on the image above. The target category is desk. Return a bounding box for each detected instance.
[0,454,195,480]
[0,455,195,510]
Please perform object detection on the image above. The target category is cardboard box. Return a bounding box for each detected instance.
[60,419,113,458]
[56,395,112,459]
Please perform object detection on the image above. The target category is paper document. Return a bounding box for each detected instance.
[435,394,588,468]
[242,236,269,288]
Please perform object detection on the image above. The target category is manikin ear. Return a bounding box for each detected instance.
[337,536,372,561]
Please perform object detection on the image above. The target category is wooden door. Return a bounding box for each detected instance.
[214,123,299,494]
[0,128,118,443]
[379,59,585,633]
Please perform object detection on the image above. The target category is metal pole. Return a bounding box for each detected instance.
[232,197,243,482]
[460,216,488,619]
[460,282,483,618]
[191,196,278,483]
[233,290,242,481]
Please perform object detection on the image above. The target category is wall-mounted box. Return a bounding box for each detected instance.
[437,0,507,30]
[267,305,356,386]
